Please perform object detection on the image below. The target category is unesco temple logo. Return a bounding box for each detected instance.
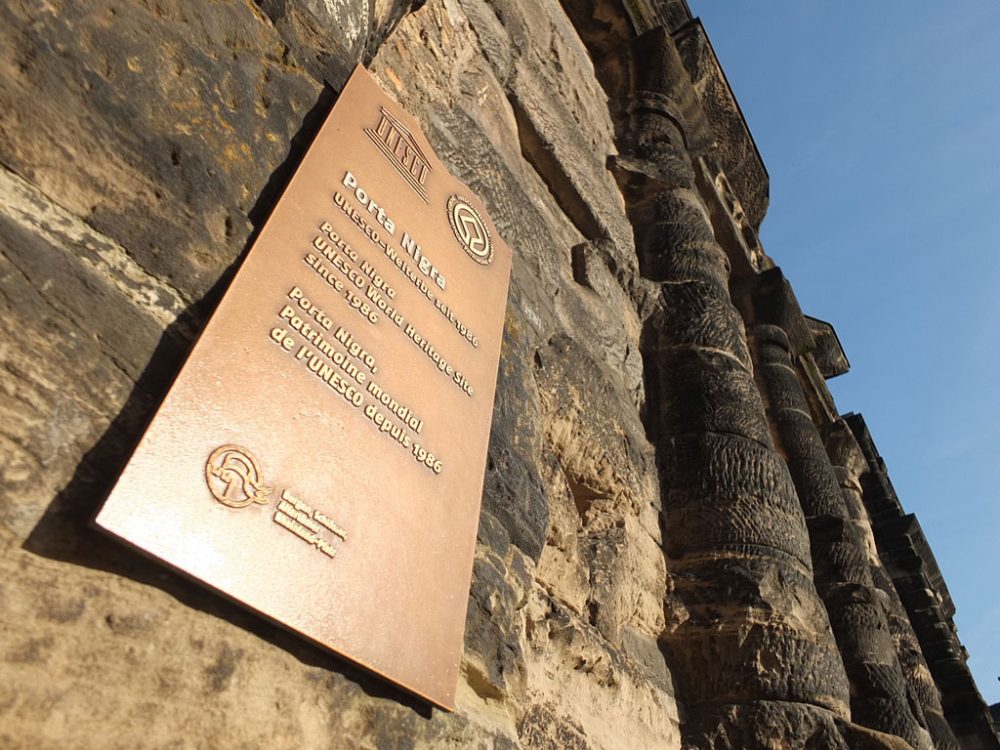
[365,107,431,203]
[447,195,493,265]
[205,445,273,509]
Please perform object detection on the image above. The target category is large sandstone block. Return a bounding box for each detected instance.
[0,0,320,299]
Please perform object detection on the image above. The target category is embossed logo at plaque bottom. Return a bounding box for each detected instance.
[205,445,347,560]
[205,445,273,508]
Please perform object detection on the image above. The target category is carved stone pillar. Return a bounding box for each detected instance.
[847,414,1000,750]
[825,420,960,750]
[601,28,852,745]
[750,321,932,749]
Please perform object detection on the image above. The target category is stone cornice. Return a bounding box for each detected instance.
[671,18,769,230]
[559,0,769,228]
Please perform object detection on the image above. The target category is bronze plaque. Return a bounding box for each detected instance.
[95,66,512,710]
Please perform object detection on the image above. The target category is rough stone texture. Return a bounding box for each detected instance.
[256,0,425,86]
[0,0,678,748]
[672,19,769,230]
[807,315,850,379]
[848,415,1000,749]
[591,25,862,747]
[825,421,961,750]
[3,1,998,748]
[749,320,931,749]
[683,701,901,750]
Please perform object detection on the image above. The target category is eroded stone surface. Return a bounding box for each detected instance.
[750,321,932,748]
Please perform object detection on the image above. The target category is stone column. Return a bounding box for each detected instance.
[848,414,1000,750]
[750,321,933,749]
[825,420,960,750]
[601,29,852,746]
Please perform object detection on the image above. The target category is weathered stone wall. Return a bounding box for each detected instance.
[1,1,997,749]
[0,1,675,747]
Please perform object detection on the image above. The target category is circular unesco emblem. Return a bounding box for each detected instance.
[447,195,493,265]
[205,445,273,509]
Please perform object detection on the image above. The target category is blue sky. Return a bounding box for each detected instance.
[689,1,1000,705]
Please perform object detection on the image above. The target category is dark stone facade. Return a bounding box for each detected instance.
[0,0,996,747]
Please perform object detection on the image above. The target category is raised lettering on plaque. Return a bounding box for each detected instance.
[95,66,512,711]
